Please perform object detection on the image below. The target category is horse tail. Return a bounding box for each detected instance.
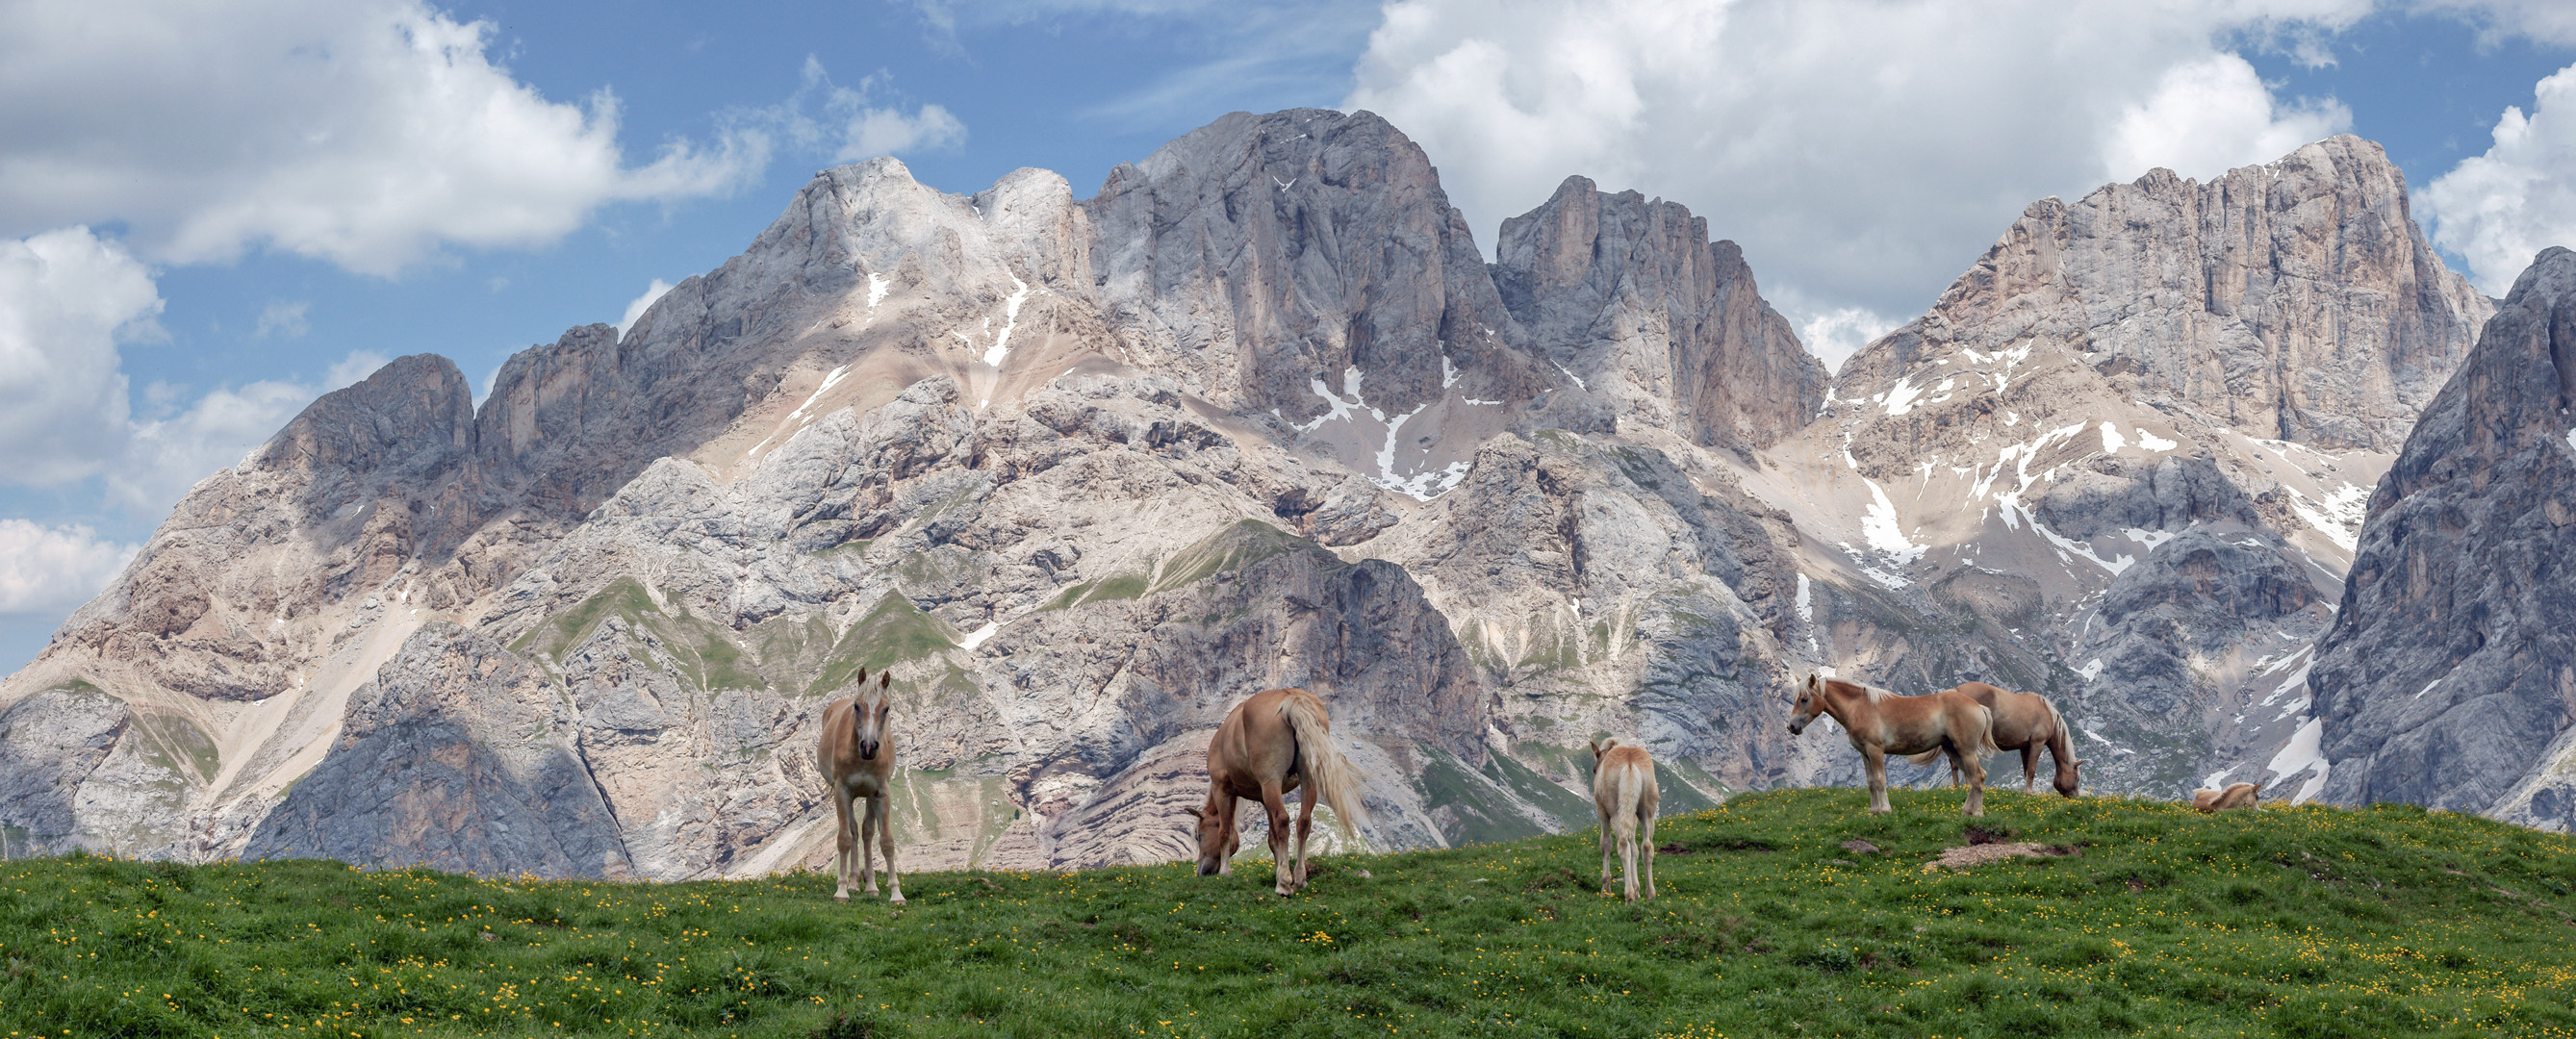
[1905,748,1946,767]
[1977,703,2004,755]
[1281,694,1369,846]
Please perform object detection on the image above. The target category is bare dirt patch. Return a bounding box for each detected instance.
[1925,842,2079,871]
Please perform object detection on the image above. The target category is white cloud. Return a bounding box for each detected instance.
[0,520,138,616]
[1787,298,1902,374]
[324,350,392,390]
[2422,61,2576,294]
[1345,0,2372,326]
[616,279,675,337]
[2101,56,2351,186]
[110,379,323,511]
[253,300,310,339]
[0,0,767,276]
[0,227,157,486]
[772,59,967,164]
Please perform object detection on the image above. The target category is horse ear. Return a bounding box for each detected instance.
[877,672,892,690]
[852,667,868,688]
[2074,759,2090,767]
[1589,740,1602,758]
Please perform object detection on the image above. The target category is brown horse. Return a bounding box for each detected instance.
[2192,782,2259,812]
[816,670,905,905]
[1788,673,2002,816]
[1917,681,2085,797]
[1589,738,1659,902]
[1193,688,1369,896]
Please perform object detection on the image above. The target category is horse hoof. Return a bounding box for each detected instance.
[889,894,906,906]
[833,893,850,903]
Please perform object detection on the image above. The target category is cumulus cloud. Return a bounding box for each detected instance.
[1345,0,2373,366]
[0,520,138,617]
[0,0,767,275]
[770,59,967,164]
[617,279,675,337]
[2422,62,2576,294]
[0,227,158,486]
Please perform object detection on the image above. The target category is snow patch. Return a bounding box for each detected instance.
[1441,355,1460,389]
[2078,658,2104,682]
[786,365,852,424]
[1552,361,1587,390]
[2124,527,2176,552]
[2265,718,2329,803]
[1881,376,1924,417]
[2202,768,2233,790]
[956,621,1000,651]
[2136,428,2178,451]
[982,274,1032,367]
[2099,421,2126,453]
[1860,478,1926,564]
[2414,677,2443,699]
[866,271,889,311]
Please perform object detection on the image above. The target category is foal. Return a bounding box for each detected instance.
[2192,782,2259,812]
[1589,738,1659,902]
[1788,673,2001,816]
[816,670,905,905]
[1193,688,1368,897]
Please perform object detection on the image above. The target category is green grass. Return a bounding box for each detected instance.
[4,790,2574,1038]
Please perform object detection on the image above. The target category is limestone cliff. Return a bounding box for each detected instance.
[2310,247,2576,826]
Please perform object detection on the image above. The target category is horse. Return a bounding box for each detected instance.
[1918,681,2086,797]
[1191,687,1369,897]
[816,669,905,905]
[2191,782,2259,812]
[1788,673,2002,816]
[1589,737,1660,902]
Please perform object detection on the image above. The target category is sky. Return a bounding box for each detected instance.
[4,0,2576,671]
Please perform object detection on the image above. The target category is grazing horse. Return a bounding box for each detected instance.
[1589,738,1659,902]
[2191,782,2259,812]
[1920,681,2086,797]
[1193,688,1368,897]
[817,670,905,905]
[1788,673,2002,816]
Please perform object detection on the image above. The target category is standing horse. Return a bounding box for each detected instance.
[1589,738,1659,902]
[816,670,905,905]
[1788,673,2002,816]
[1921,681,2086,797]
[1192,688,1369,897]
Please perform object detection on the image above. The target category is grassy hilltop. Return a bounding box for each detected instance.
[2,789,2572,1039]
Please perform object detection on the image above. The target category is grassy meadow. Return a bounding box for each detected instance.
[2,788,2573,1038]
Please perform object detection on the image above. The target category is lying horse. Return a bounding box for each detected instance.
[1918,681,2085,797]
[1788,673,2001,816]
[2192,782,2259,812]
[816,670,905,905]
[1589,738,1659,902]
[1193,687,1368,896]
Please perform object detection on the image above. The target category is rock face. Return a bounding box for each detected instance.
[1494,176,1828,452]
[2310,247,2576,825]
[244,625,630,877]
[0,115,2538,877]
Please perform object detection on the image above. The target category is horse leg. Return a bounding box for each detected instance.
[2021,745,2040,795]
[1639,807,1657,901]
[1216,797,1237,876]
[878,790,905,906]
[1617,815,1641,902]
[1291,787,1315,891]
[1260,782,1295,897]
[858,794,881,897]
[1959,743,1989,817]
[1865,746,1894,813]
[829,783,856,902]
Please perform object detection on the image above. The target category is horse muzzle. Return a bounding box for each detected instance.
[858,742,880,760]
[1197,860,1222,876]
[1787,719,1807,735]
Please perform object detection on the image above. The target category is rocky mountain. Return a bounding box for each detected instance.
[0,115,2542,875]
[2308,246,2576,827]
[1744,136,2491,797]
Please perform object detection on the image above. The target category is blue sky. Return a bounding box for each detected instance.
[5,0,2576,671]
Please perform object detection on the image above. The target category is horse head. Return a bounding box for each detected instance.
[1187,804,1232,875]
[851,671,893,760]
[2054,756,2087,798]
[1787,673,1828,735]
